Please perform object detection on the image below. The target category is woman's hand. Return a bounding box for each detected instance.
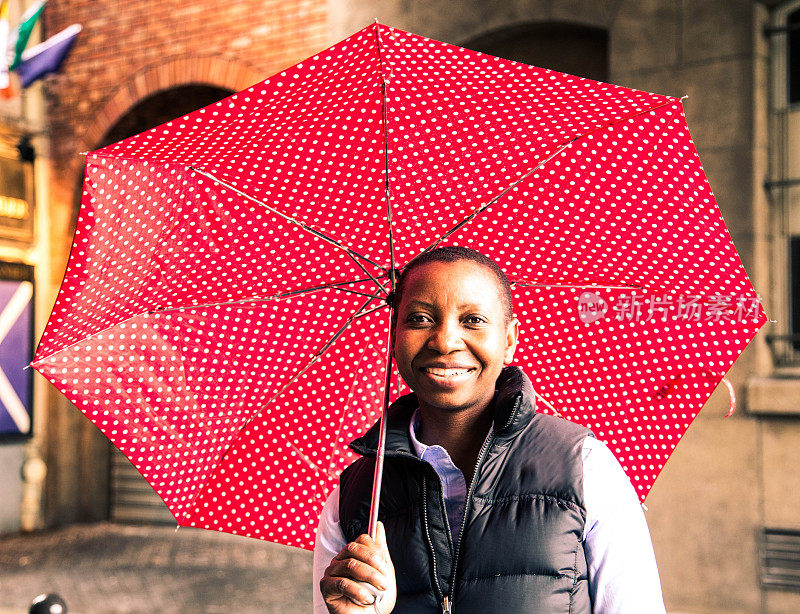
[320,521,397,613]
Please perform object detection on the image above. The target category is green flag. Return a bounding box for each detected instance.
[9,0,46,71]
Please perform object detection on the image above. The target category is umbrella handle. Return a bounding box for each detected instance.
[367,403,388,538]
[359,311,393,613]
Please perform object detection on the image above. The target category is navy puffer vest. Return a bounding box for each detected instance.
[339,367,593,613]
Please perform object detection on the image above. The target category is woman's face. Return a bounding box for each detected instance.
[392,260,519,417]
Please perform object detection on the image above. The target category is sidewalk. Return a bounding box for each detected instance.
[0,522,312,613]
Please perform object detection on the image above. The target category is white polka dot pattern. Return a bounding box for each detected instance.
[507,285,760,493]
[31,23,766,551]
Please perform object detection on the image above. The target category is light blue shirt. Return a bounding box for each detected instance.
[408,408,471,547]
[313,410,667,613]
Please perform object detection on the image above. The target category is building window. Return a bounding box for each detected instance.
[791,237,800,344]
[767,1,800,367]
[789,8,800,103]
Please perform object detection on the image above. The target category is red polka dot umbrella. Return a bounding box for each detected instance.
[31,22,767,551]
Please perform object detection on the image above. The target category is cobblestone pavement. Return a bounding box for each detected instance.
[0,523,313,613]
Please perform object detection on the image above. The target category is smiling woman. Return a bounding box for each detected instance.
[392,251,519,452]
[313,246,667,614]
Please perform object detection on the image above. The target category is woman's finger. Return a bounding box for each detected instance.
[326,557,388,590]
[334,540,390,575]
[320,574,378,607]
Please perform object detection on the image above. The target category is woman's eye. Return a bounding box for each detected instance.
[407,313,431,323]
[464,315,486,325]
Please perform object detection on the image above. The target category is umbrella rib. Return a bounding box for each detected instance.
[511,281,645,290]
[309,297,384,358]
[425,141,573,251]
[282,437,339,480]
[423,98,682,252]
[146,278,386,314]
[375,23,398,292]
[344,251,390,297]
[33,279,385,366]
[533,389,563,418]
[187,166,389,292]
[354,303,388,320]
[30,310,149,368]
[182,294,380,519]
[337,289,387,300]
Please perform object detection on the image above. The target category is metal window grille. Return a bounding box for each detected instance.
[761,528,800,591]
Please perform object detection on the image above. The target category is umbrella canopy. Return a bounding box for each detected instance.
[32,22,766,551]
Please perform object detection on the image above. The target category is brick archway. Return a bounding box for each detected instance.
[63,54,263,188]
[86,54,262,150]
[59,54,264,272]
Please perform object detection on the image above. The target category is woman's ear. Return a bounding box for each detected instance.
[504,317,520,365]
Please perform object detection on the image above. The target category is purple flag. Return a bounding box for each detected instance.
[0,278,33,436]
[16,23,81,88]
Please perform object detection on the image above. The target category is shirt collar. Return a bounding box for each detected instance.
[408,407,426,458]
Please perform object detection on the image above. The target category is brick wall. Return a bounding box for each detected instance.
[44,0,327,211]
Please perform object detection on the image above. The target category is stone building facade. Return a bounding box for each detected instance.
[0,0,48,537]
[4,0,798,612]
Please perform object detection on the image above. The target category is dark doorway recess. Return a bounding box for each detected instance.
[98,84,234,148]
[462,22,608,82]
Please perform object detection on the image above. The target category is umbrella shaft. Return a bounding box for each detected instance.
[368,313,394,538]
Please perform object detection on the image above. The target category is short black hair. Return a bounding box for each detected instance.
[390,246,514,323]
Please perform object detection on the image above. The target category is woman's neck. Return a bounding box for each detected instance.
[416,399,495,483]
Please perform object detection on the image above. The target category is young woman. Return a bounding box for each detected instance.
[313,246,665,613]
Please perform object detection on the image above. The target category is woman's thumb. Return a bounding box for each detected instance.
[376,520,388,548]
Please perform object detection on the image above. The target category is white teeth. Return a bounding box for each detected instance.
[423,367,470,377]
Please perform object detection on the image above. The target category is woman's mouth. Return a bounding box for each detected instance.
[418,366,477,387]
[421,367,473,377]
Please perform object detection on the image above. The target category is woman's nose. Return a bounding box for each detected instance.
[426,320,463,353]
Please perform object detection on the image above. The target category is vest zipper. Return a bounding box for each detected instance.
[421,476,446,606]
[432,466,454,612]
[442,595,452,613]
[445,395,522,611]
